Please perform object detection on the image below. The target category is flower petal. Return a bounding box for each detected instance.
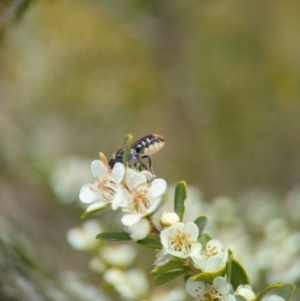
[86,201,109,213]
[185,278,206,298]
[150,179,167,198]
[112,163,125,183]
[91,160,107,177]
[121,214,143,226]
[185,221,199,241]
[213,276,230,295]
[140,171,153,182]
[125,169,147,190]
[79,183,98,203]
[145,196,163,215]
[127,218,150,241]
[111,188,125,210]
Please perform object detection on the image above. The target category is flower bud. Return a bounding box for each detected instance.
[160,210,180,227]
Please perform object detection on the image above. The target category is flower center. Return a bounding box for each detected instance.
[202,245,223,260]
[96,174,118,200]
[131,184,150,212]
[170,229,192,253]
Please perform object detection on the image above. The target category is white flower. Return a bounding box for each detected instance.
[160,210,180,227]
[79,160,126,213]
[50,156,91,204]
[100,244,137,267]
[89,256,106,274]
[121,168,167,227]
[261,295,285,301]
[186,276,236,301]
[160,222,201,259]
[234,285,256,301]
[66,220,103,251]
[191,239,233,273]
[104,268,148,301]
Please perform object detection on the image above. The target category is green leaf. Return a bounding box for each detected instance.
[174,181,187,221]
[256,284,284,301]
[230,259,250,290]
[226,248,234,283]
[275,283,296,301]
[194,216,209,238]
[81,203,110,218]
[199,232,212,248]
[137,237,162,250]
[152,259,187,275]
[123,134,133,166]
[153,267,190,286]
[190,272,213,283]
[235,296,247,301]
[257,283,296,301]
[96,232,132,241]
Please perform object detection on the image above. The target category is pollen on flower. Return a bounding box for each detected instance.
[202,244,223,259]
[170,229,192,252]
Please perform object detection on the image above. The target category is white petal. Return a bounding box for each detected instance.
[190,243,202,257]
[185,222,199,241]
[112,163,125,183]
[150,179,167,198]
[111,188,125,210]
[261,296,285,301]
[140,171,153,181]
[121,214,143,226]
[160,228,170,249]
[79,184,98,203]
[86,201,109,213]
[145,196,163,215]
[126,169,147,190]
[207,239,224,251]
[226,295,237,301]
[127,218,150,241]
[169,222,185,233]
[153,252,172,266]
[235,285,256,301]
[91,160,107,177]
[185,278,206,298]
[213,276,229,295]
[192,255,225,272]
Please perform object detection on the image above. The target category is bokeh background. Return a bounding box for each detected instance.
[1,0,300,300]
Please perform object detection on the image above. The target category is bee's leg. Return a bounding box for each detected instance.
[141,155,153,174]
[139,160,148,171]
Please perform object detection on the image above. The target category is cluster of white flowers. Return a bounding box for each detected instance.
[79,160,167,240]
[72,155,296,301]
[156,217,233,274]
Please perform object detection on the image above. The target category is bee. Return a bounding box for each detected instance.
[108,134,165,174]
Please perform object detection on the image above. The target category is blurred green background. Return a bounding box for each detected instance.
[0,0,300,300]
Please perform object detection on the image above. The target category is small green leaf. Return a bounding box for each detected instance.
[256,284,283,301]
[275,283,296,301]
[174,181,187,221]
[235,296,247,301]
[194,216,209,238]
[230,259,250,290]
[152,259,187,275]
[96,232,132,241]
[137,237,162,250]
[226,248,234,283]
[190,272,213,283]
[81,203,110,218]
[199,232,212,248]
[153,267,190,286]
[257,283,296,301]
[123,134,133,166]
